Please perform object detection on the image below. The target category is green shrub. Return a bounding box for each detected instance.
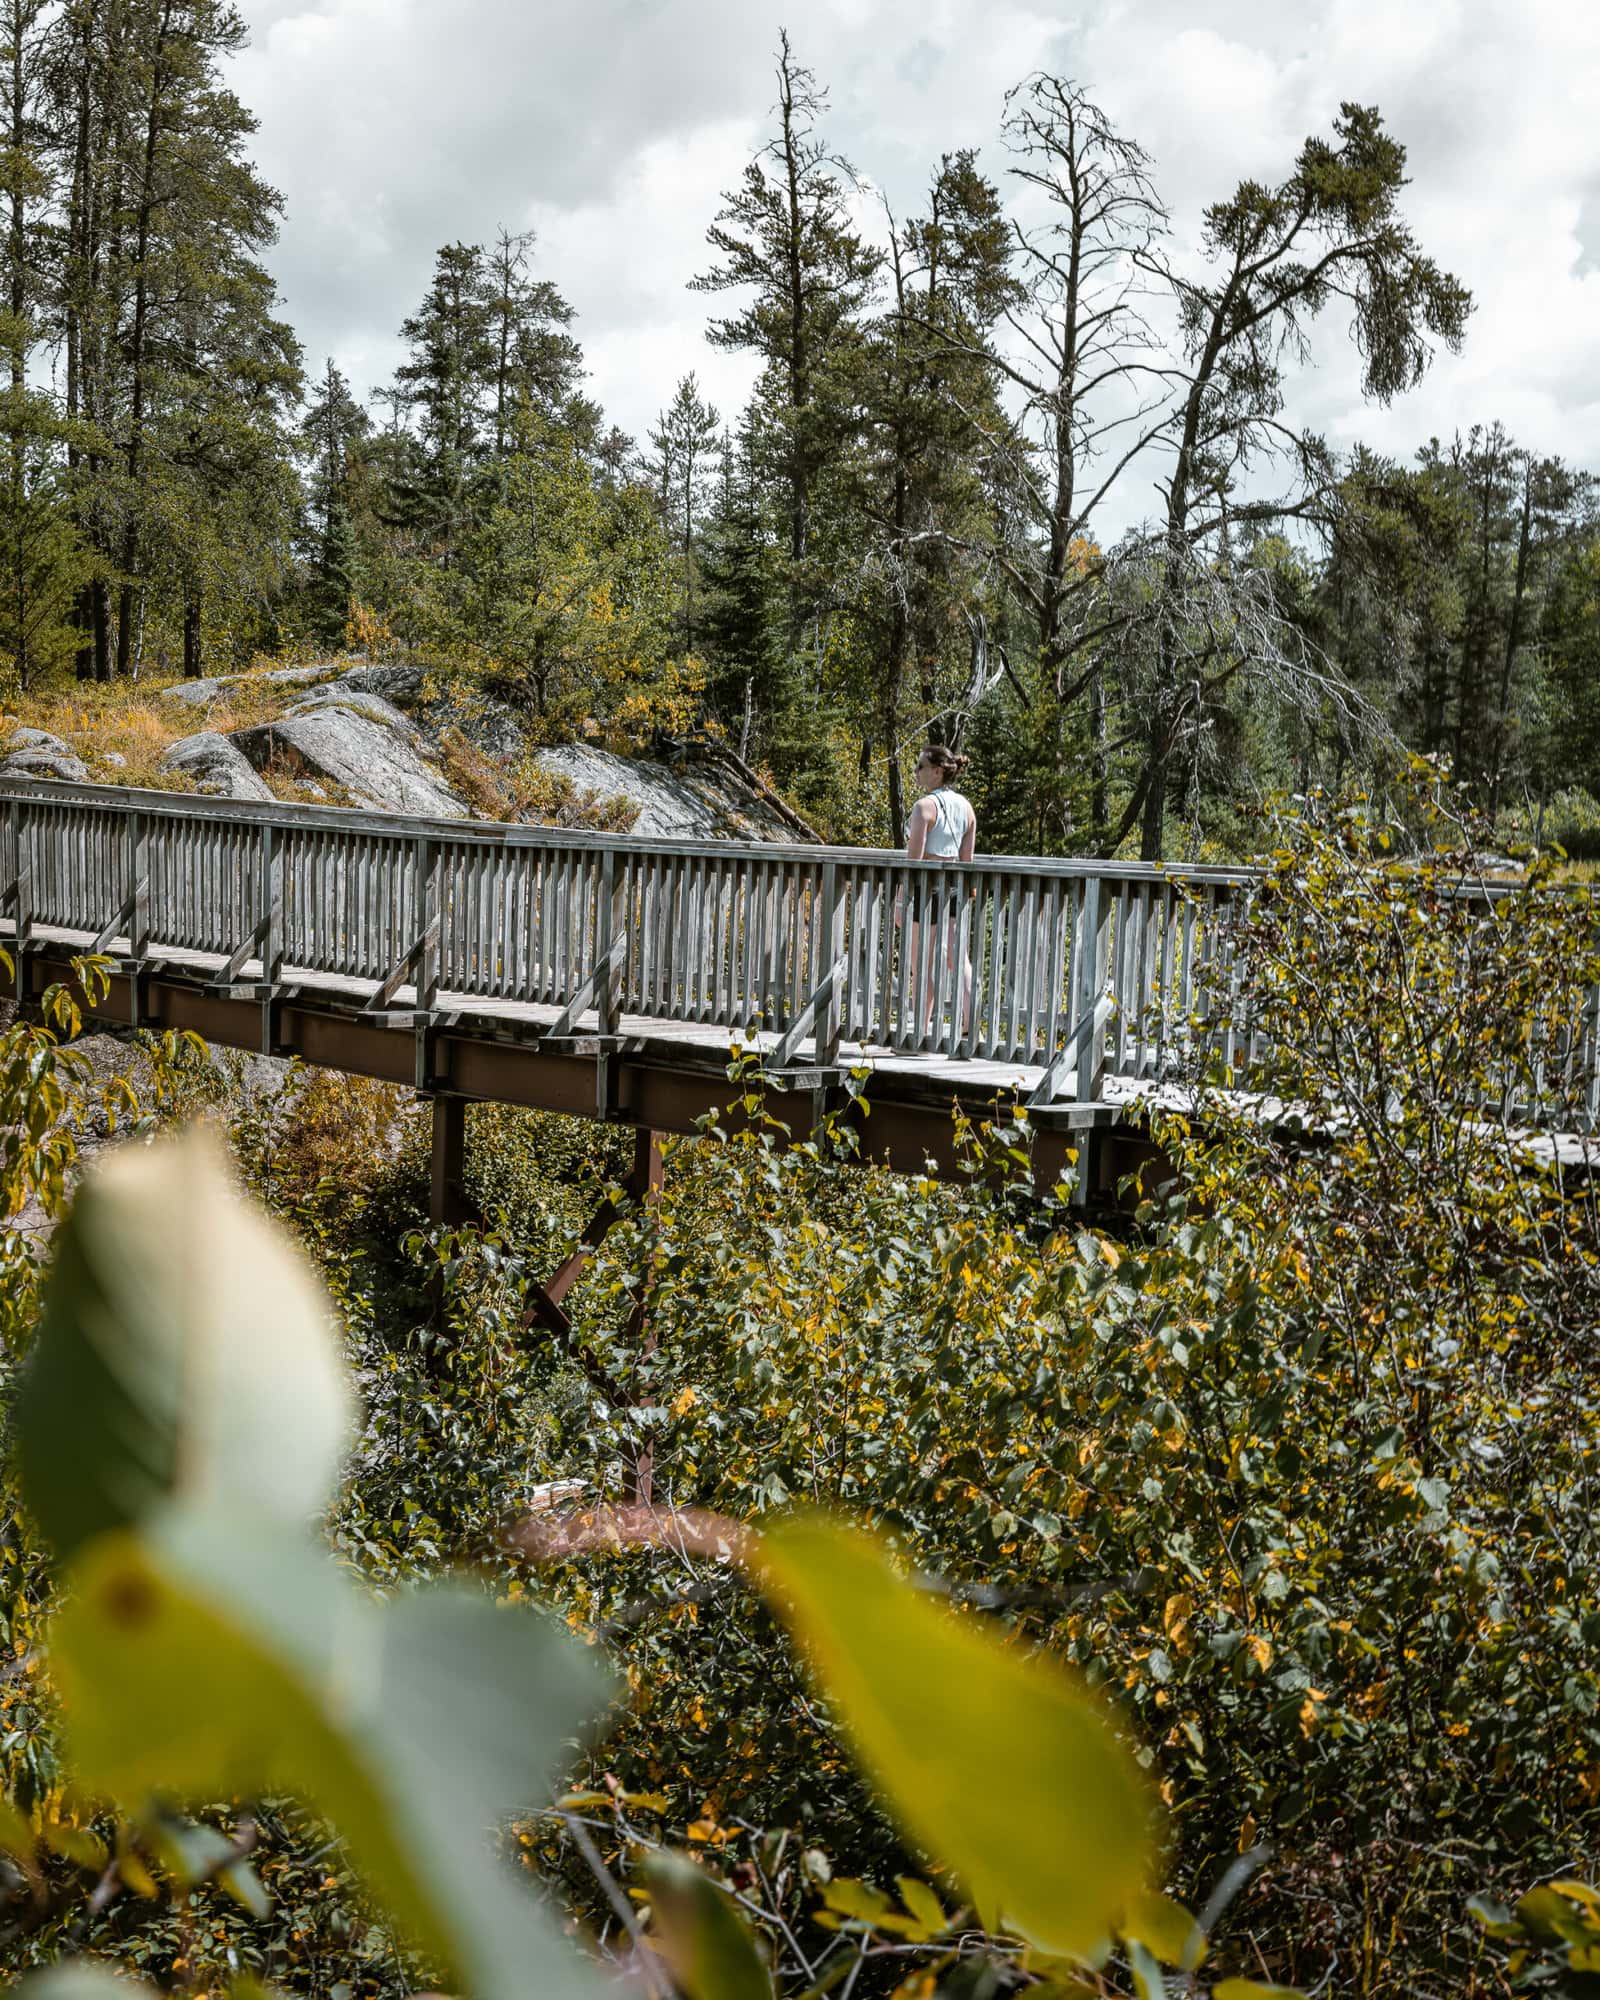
[2,1126,1187,2000]
[519,790,1600,1994]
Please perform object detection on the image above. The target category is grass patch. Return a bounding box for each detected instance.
[1,665,350,796]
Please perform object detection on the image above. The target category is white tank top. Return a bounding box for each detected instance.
[923,788,973,859]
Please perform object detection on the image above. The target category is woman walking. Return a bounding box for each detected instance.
[904,744,976,1037]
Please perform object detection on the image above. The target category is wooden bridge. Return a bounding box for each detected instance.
[0,776,1282,1215]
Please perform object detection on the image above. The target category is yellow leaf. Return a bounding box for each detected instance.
[0,1794,35,1862]
[754,1516,1153,1959]
[1122,1889,1207,1970]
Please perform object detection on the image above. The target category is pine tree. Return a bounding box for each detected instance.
[393,241,497,556]
[648,372,719,653]
[482,226,585,449]
[449,400,676,727]
[392,232,593,571]
[692,32,878,661]
[298,358,371,644]
[1128,101,1471,856]
[698,416,785,759]
[0,0,90,689]
[855,151,1018,838]
[54,0,302,679]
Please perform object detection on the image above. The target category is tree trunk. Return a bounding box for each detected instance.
[682,467,696,653]
[66,0,98,680]
[114,577,134,676]
[1139,737,1166,861]
[1089,662,1107,840]
[738,672,754,763]
[91,574,110,681]
[777,41,808,650]
[74,584,94,680]
[1141,273,1236,865]
[183,593,200,677]
[115,1,173,677]
[1489,461,1534,817]
[85,0,126,686]
[1139,601,1180,862]
[4,1,29,690]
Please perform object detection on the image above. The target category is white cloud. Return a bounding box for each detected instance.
[232,0,1600,510]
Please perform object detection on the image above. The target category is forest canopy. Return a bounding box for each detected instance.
[0,7,1589,861]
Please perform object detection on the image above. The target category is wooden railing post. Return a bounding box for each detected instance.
[127,808,149,1028]
[416,837,440,1011]
[6,796,28,1004]
[595,847,627,1117]
[1074,873,1112,1102]
[414,835,441,1091]
[260,822,283,1055]
[596,849,626,1035]
[817,861,844,1066]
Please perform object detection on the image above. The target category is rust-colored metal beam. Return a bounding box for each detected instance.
[625,1128,667,1506]
[429,1096,474,1230]
[29,947,1139,1193]
[525,1125,663,1340]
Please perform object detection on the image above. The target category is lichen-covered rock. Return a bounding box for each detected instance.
[334,661,427,702]
[530,743,796,842]
[6,726,76,758]
[419,684,529,761]
[159,731,274,802]
[1,727,89,783]
[2,751,90,782]
[286,686,425,744]
[159,662,343,707]
[158,676,226,707]
[230,708,467,819]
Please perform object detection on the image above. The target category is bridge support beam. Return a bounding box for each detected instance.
[626,1128,667,1506]
[429,1094,474,1229]
[524,1127,663,1346]
[520,1126,666,1504]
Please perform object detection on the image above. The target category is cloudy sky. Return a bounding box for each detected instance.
[232,0,1600,530]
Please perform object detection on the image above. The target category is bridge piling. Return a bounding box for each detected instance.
[429,1094,473,1228]
[624,1126,666,1506]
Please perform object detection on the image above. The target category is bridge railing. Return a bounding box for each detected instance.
[13,776,1598,1131]
[1,778,1266,1100]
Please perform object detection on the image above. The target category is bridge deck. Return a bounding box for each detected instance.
[8,914,1148,1200]
[20,914,1116,1102]
[3,777,1597,1204]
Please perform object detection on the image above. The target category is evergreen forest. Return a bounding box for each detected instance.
[0,5,1592,858]
[0,11,1599,2000]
